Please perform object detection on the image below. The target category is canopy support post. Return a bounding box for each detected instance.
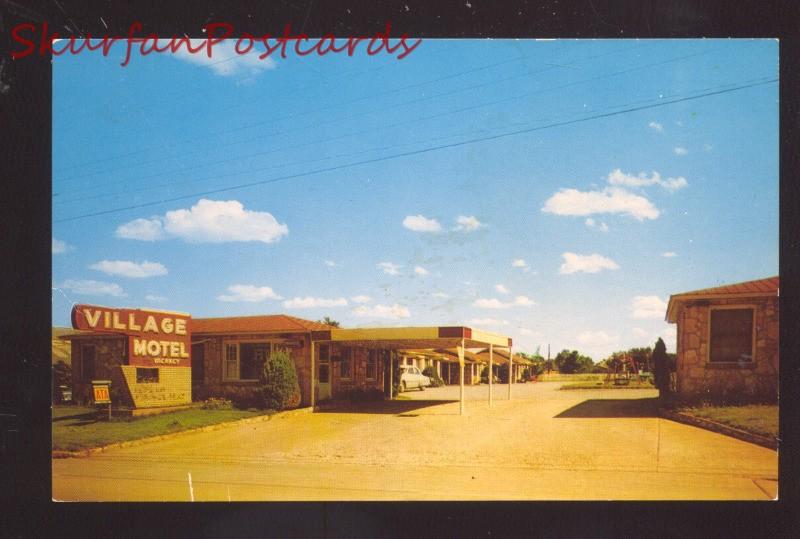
[507,345,513,400]
[310,340,316,411]
[458,339,465,416]
[488,343,493,407]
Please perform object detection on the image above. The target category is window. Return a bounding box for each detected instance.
[240,342,269,380]
[224,343,238,380]
[318,344,331,384]
[709,308,755,363]
[366,352,377,381]
[340,348,352,379]
[136,368,159,383]
[81,344,96,381]
[223,341,272,381]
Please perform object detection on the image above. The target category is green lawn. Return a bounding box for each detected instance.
[52,405,271,451]
[677,404,778,439]
[538,373,607,382]
[560,380,655,390]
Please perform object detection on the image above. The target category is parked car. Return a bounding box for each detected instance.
[398,365,431,392]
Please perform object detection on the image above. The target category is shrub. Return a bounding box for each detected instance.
[422,366,445,387]
[261,349,301,410]
[201,397,232,410]
[497,364,509,383]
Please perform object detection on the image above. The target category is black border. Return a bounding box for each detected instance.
[1,1,798,536]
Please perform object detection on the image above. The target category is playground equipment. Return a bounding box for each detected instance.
[605,353,642,385]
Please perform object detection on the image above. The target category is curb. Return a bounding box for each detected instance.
[52,406,313,459]
[659,409,778,450]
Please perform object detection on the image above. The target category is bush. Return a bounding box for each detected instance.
[497,364,509,384]
[52,361,72,403]
[261,349,301,410]
[422,366,445,387]
[201,397,232,410]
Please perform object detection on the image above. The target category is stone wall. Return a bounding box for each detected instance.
[675,296,778,402]
[71,337,128,405]
[330,346,385,398]
[196,333,313,407]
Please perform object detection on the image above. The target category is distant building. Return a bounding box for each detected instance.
[666,276,779,402]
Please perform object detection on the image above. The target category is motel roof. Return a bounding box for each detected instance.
[191,314,335,334]
[665,276,779,323]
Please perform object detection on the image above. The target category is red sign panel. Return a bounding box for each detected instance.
[72,304,192,367]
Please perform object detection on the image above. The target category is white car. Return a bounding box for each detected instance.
[398,365,431,392]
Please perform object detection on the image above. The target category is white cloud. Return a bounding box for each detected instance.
[351,295,371,304]
[115,218,165,241]
[514,295,535,306]
[473,296,535,309]
[468,318,509,327]
[217,284,282,303]
[377,262,401,275]
[402,214,441,233]
[116,199,288,244]
[519,328,535,336]
[584,218,609,232]
[164,39,277,77]
[673,146,688,156]
[145,294,167,303]
[606,169,687,192]
[431,292,449,298]
[454,215,484,232]
[89,260,168,278]
[60,279,126,297]
[661,251,678,258]
[52,238,71,254]
[283,296,348,309]
[495,284,509,294]
[648,121,663,132]
[632,327,649,338]
[473,298,508,309]
[512,259,529,270]
[703,144,713,152]
[414,265,429,275]
[542,186,660,221]
[631,295,668,319]
[559,252,620,274]
[324,260,337,267]
[577,330,618,347]
[352,303,411,319]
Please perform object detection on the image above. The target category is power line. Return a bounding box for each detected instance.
[57,40,651,178]
[56,75,756,206]
[54,49,535,175]
[54,43,678,189]
[56,41,465,141]
[54,78,776,224]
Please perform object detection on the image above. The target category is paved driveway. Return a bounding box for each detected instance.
[52,383,777,501]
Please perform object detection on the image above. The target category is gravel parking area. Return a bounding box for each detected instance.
[53,382,777,501]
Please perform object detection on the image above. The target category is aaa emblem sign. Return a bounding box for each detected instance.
[92,381,111,404]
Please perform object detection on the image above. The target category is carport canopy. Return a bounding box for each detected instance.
[309,326,514,415]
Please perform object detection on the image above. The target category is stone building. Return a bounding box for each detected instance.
[665,276,779,402]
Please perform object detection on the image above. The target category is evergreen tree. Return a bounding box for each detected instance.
[261,349,301,410]
[652,337,670,394]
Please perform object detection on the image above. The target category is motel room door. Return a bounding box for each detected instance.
[318,345,331,400]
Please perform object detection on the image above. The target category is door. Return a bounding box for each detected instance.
[318,344,331,400]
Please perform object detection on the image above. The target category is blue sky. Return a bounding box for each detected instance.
[52,39,778,360]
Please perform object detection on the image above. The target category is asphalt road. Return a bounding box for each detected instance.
[52,383,778,501]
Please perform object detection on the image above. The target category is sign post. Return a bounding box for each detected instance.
[91,379,112,420]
